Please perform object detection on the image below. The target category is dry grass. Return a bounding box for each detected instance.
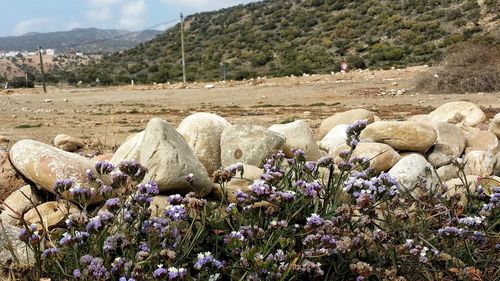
[417,43,500,94]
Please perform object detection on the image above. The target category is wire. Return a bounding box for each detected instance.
[67,18,180,48]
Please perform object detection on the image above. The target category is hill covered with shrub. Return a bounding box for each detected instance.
[74,0,499,84]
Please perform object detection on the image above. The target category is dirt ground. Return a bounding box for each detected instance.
[0,65,499,156]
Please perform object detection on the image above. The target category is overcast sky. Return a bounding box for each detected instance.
[0,0,256,37]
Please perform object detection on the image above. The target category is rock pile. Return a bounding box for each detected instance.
[0,101,498,255]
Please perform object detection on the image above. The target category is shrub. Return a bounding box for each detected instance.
[7,122,500,280]
[417,43,500,93]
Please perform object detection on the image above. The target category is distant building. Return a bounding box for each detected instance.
[45,49,55,56]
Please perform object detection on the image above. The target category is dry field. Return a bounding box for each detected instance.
[0,66,499,156]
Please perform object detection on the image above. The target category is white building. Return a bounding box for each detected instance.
[45,49,55,56]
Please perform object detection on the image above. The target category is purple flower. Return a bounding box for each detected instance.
[100,185,113,196]
[438,226,465,237]
[168,267,187,279]
[292,148,306,159]
[111,172,128,188]
[105,198,121,210]
[226,162,244,174]
[306,213,325,227]
[118,160,146,181]
[165,204,186,221]
[251,180,274,196]
[301,181,322,198]
[458,216,485,227]
[304,161,317,172]
[73,269,81,278]
[194,251,223,270]
[95,161,115,175]
[41,247,58,259]
[317,155,333,167]
[86,216,103,232]
[87,257,109,279]
[153,265,168,277]
[226,203,237,214]
[53,179,74,193]
[168,194,184,205]
[234,190,249,202]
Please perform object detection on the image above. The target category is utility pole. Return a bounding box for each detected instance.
[38,47,47,93]
[180,13,186,84]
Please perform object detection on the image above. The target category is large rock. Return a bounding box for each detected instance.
[463,151,496,177]
[319,109,375,138]
[138,118,213,196]
[149,195,169,217]
[177,113,231,175]
[360,121,437,153]
[0,185,40,226]
[332,143,401,173]
[53,134,85,152]
[0,150,29,201]
[493,153,500,176]
[110,132,144,165]
[426,122,466,167]
[436,164,460,182]
[388,153,435,191]
[427,101,486,127]
[24,200,79,230]
[489,113,500,139]
[0,224,34,265]
[9,140,95,201]
[221,125,285,168]
[444,175,479,207]
[269,120,321,160]
[319,124,348,153]
[463,127,499,155]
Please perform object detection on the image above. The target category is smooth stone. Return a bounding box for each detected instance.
[177,112,231,175]
[463,127,499,155]
[150,195,169,217]
[388,153,435,191]
[0,185,41,226]
[0,150,29,201]
[91,153,114,163]
[464,151,496,177]
[0,224,34,265]
[53,134,85,152]
[332,143,401,173]
[428,101,486,127]
[493,153,500,176]
[426,122,466,167]
[489,113,500,139]
[221,125,285,168]
[407,114,432,123]
[9,140,96,202]
[139,118,213,196]
[436,165,460,182]
[444,175,479,206]
[269,120,321,160]
[110,131,145,165]
[319,124,348,153]
[360,121,437,153]
[24,200,79,230]
[319,109,375,138]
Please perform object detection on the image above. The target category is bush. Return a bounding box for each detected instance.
[417,43,500,93]
[7,121,500,280]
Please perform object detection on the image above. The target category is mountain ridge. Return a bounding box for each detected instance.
[0,28,162,53]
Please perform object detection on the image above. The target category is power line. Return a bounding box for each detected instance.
[67,18,180,49]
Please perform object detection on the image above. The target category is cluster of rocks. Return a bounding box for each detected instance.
[0,101,499,263]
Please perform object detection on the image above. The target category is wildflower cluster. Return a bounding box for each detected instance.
[15,122,500,281]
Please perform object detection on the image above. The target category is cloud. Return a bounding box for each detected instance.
[86,0,122,22]
[119,0,147,30]
[13,17,51,35]
[160,0,254,11]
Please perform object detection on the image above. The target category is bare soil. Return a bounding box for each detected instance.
[0,66,499,156]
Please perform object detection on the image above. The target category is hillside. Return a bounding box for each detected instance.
[75,0,498,84]
[0,28,161,53]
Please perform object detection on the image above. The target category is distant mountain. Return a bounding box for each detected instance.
[79,0,498,84]
[0,28,162,53]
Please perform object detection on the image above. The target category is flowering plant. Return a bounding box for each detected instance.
[11,121,500,280]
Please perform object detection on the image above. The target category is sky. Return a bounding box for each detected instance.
[0,0,256,37]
